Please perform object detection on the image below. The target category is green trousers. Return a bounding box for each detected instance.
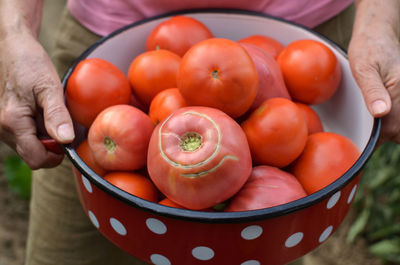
[25,4,355,265]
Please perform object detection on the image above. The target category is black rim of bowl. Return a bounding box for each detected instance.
[62,8,381,224]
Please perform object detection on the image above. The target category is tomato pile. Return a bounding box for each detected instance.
[65,15,360,212]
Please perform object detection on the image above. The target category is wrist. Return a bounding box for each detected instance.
[0,0,43,40]
[353,0,400,39]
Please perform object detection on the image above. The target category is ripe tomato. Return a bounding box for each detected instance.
[147,106,252,210]
[76,139,107,176]
[146,15,213,57]
[148,88,187,124]
[104,172,158,202]
[289,132,360,194]
[240,43,291,113]
[128,50,181,106]
[225,165,306,211]
[66,58,131,128]
[277,39,342,105]
[295,102,324,135]
[241,97,308,168]
[159,198,186,209]
[159,198,216,211]
[129,92,148,113]
[177,38,258,118]
[238,34,284,59]
[88,104,154,171]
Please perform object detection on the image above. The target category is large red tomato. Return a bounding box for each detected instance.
[225,165,306,211]
[177,38,258,118]
[158,198,186,209]
[145,15,213,56]
[289,132,360,194]
[65,58,131,128]
[241,97,308,168]
[76,139,107,176]
[147,106,252,210]
[104,172,158,202]
[148,88,187,125]
[128,50,181,106]
[88,104,154,171]
[277,39,341,105]
[238,34,284,59]
[240,43,291,113]
[295,102,324,135]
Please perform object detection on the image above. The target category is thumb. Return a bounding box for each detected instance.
[35,78,75,144]
[350,64,392,118]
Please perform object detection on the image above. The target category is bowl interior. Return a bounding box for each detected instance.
[64,10,379,222]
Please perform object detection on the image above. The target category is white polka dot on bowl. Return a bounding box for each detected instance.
[192,246,214,261]
[319,225,333,243]
[327,191,341,209]
[347,185,358,204]
[150,253,171,265]
[241,260,261,265]
[88,210,99,228]
[285,232,304,248]
[110,217,127,236]
[146,218,167,235]
[82,175,92,193]
[241,225,263,240]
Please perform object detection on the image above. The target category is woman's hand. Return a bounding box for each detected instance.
[348,0,400,144]
[0,32,75,169]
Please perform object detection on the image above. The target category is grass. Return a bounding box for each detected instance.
[3,154,32,200]
[348,142,400,264]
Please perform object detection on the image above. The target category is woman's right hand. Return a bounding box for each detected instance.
[0,31,75,169]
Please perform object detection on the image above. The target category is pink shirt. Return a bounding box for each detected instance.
[68,0,353,37]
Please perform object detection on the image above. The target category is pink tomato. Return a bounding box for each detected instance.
[226,165,307,211]
[147,106,252,210]
[88,105,154,171]
[241,43,291,113]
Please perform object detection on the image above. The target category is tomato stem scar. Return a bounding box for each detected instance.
[179,132,202,152]
[211,69,219,80]
[103,136,117,153]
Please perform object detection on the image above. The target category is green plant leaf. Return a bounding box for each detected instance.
[350,142,400,263]
[4,155,32,200]
[369,239,400,259]
[347,204,371,243]
[368,223,400,242]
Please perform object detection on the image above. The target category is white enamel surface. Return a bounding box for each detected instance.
[87,12,374,152]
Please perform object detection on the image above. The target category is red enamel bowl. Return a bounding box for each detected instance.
[63,10,380,265]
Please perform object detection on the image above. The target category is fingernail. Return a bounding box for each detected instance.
[57,123,74,141]
[371,100,388,116]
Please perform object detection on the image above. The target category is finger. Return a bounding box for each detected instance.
[1,112,64,169]
[34,76,75,144]
[350,64,392,117]
[15,134,64,169]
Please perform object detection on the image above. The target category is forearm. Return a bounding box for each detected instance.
[0,0,44,39]
[353,0,400,40]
